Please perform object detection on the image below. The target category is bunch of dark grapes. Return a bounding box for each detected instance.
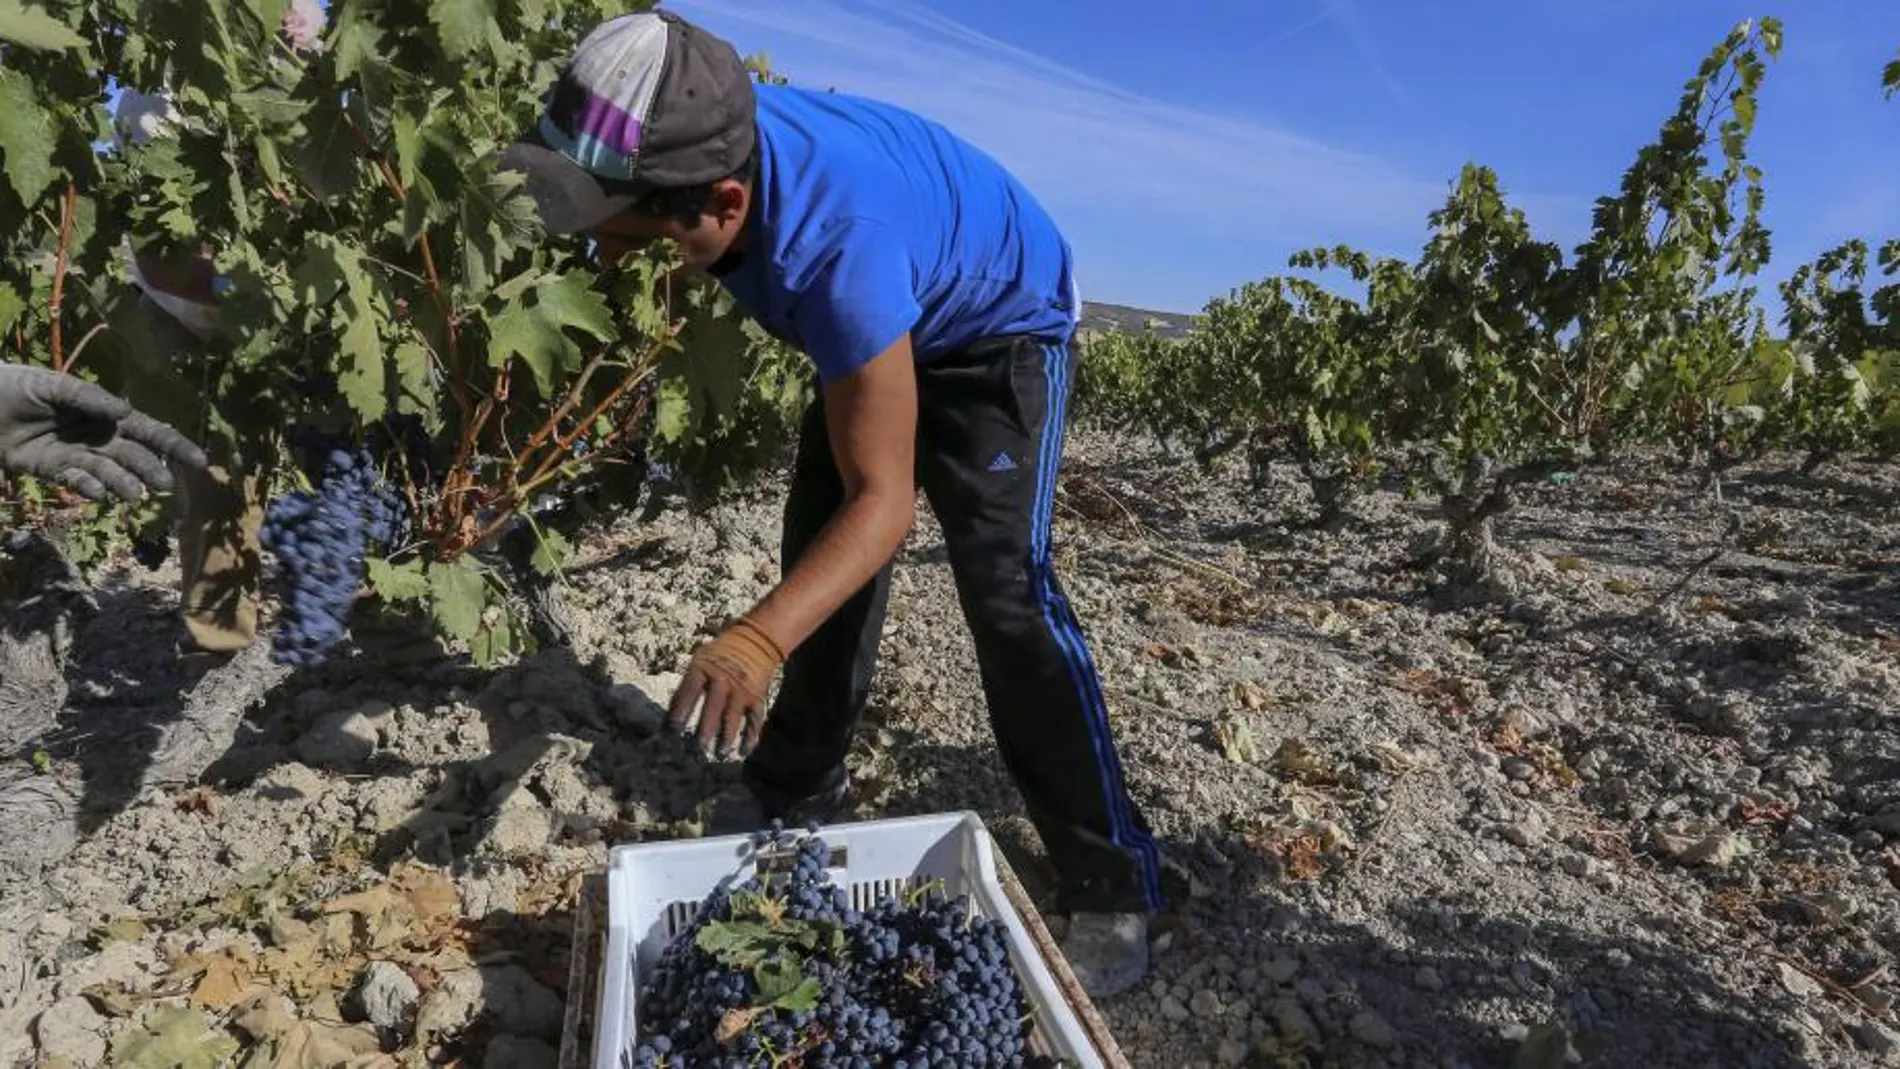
[258,444,408,666]
[628,821,1063,1069]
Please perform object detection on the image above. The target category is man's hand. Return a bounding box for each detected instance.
[667,616,787,756]
[0,363,209,503]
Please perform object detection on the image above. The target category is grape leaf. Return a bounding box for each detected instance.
[392,112,425,192]
[0,0,86,52]
[293,236,351,311]
[233,87,310,129]
[652,381,692,444]
[488,297,579,397]
[240,0,289,37]
[291,106,360,201]
[470,619,512,666]
[428,558,487,642]
[329,1,382,80]
[428,0,498,60]
[666,292,753,428]
[535,271,616,343]
[695,921,781,969]
[332,251,390,423]
[0,281,23,333]
[528,529,571,577]
[0,69,57,205]
[391,341,438,427]
[754,958,821,1011]
[366,558,430,603]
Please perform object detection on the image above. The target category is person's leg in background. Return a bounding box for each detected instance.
[100,292,269,660]
[172,451,268,658]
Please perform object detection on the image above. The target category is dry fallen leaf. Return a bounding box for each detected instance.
[175,787,218,817]
[192,958,261,1010]
[1271,738,1352,789]
[319,861,459,956]
[1371,740,1425,773]
[392,861,460,927]
[233,992,301,1042]
[259,1021,390,1069]
[1310,820,1355,852]
[257,935,343,999]
[1280,835,1328,881]
[1212,714,1259,764]
[236,994,394,1069]
[715,1006,763,1045]
[95,917,148,946]
[1234,679,1272,712]
[170,944,266,1011]
[110,1004,240,1068]
[517,869,585,917]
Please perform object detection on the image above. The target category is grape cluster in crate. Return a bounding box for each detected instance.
[629,821,1070,1069]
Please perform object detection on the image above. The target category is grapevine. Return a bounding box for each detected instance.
[631,821,1068,1069]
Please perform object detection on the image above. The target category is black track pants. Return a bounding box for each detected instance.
[743,334,1165,914]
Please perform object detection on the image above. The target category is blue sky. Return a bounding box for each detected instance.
[664,0,1900,316]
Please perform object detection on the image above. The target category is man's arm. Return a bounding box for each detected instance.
[666,334,917,755]
[748,334,917,653]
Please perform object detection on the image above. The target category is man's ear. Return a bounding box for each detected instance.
[708,178,750,227]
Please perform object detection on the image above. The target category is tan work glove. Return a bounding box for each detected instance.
[666,617,786,758]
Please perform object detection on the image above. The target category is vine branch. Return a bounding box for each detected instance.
[51,185,77,372]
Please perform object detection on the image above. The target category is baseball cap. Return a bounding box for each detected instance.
[499,9,757,234]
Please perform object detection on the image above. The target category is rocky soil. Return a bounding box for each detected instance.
[3,428,1900,1069]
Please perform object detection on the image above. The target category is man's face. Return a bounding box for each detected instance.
[589,178,749,273]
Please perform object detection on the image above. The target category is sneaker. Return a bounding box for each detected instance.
[1059,911,1152,1000]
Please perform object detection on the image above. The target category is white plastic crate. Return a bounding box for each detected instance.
[592,811,1109,1068]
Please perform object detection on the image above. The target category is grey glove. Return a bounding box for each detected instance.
[0,363,209,503]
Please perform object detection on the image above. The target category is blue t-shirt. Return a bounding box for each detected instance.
[711,83,1080,385]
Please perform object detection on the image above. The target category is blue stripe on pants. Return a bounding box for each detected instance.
[1031,342,1164,910]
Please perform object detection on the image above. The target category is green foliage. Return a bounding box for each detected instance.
[1760,240,1900,467]
[693,889,833,1014]
[649,275,814,508]
[1554,16,1782,457]
[1,0,808,662]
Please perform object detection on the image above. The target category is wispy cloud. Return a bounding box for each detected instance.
[663,0,1470,251]
[1321,0,1411,107]
[1260,0,1409,106]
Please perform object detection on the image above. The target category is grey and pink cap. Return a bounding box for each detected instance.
[500,9,756,234]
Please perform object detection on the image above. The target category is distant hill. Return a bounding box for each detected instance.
[1079,301,1196,340]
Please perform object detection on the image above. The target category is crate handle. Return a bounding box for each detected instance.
[753,842,848,875]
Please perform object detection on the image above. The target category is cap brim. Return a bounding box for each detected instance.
[497,138,639,235]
